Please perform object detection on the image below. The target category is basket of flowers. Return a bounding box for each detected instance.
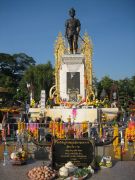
[10,148,27,165]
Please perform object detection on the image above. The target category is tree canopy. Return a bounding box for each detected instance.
[0,53,36,105]
[20,61,54,102]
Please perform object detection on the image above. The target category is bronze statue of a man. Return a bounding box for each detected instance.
[65,8,81,54]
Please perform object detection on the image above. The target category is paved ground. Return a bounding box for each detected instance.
[0,160,135,180]
[90,161,135,180]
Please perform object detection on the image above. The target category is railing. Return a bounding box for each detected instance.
[0,122,135,161]
[1,122,97,141]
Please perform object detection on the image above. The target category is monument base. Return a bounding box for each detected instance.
[29,107,118,123]
[46,107,98,123]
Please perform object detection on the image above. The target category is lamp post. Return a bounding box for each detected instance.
[27,83,33,104]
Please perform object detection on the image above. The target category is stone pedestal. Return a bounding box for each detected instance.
[59,54,85,101]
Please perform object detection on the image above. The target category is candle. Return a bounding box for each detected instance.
[18,121,21,135]
[49,121,53,133]
[99,125,102,138]
[7,124,10,135]
[59,122,62,138]
[52,121,55,137]
[113,126,119,151]
[2,128,5,140]
[61,122,65,139]
[124,128,128,151]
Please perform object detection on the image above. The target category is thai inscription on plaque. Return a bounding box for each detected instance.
[52,139,94,169]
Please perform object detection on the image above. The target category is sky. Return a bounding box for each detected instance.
[0,0,135,80]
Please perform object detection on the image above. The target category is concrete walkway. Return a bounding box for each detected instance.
[90,161,135,180]
[0,160,135,180]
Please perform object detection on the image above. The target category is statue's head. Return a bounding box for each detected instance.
[69,8,76,17]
